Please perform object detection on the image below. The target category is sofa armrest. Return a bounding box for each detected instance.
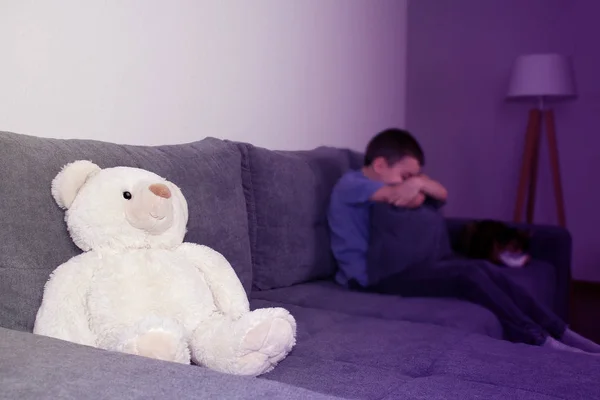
[445,217,572,322]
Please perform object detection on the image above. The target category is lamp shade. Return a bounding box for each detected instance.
[507,53,576,99]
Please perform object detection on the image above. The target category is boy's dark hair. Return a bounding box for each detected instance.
[364,128,425,167]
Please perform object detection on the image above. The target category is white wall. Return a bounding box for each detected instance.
[0,0,407,151]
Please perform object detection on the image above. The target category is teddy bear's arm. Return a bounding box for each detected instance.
[33,253,97,347]
[178,243,250,319]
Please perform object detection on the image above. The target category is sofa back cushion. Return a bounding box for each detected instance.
[239,143,362,290]
[0,131,253,332]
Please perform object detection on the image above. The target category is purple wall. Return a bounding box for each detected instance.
[406,0,600,281]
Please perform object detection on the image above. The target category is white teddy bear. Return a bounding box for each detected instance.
[33,160,297,376]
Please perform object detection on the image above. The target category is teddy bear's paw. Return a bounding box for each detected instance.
[136,330,191,364]
[238,308,296,374]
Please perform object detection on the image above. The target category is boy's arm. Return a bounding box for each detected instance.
[370,186,397,203]
[374,177,425,206]
[375,176,447,207]
[336,172,438,207]
[420,175,448,201]
[336,173,386,204]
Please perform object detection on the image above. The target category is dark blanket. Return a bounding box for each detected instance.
[367,198,453,286]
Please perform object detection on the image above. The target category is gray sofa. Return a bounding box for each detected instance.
[1,130,598,399]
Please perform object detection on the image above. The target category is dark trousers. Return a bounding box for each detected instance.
[360,259,566,345]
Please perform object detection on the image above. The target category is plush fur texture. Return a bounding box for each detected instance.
[34,161,296,376]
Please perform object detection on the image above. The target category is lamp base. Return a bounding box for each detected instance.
[513,108,566,227]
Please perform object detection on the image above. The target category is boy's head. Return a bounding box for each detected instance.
[364,128,424,185]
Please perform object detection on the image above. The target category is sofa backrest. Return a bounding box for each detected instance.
[237,143,363,290]
[0,131,253,332]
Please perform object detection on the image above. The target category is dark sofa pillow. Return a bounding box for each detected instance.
[236,143,360,290]
[366,198,452,286]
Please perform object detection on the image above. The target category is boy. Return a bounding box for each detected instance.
[327,128,600,354]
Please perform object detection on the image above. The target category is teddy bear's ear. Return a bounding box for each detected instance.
[51,160,101,209]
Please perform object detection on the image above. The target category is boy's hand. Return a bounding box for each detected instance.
[388,177,425,207]
[403,192,426,208]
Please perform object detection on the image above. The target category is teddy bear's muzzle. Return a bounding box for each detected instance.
[125,183,175,235]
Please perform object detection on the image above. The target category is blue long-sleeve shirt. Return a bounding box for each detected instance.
[327,170,384,287]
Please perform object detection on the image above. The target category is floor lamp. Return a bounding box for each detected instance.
[507,54,577,228]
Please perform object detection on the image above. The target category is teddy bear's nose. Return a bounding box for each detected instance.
[149,183,171,199]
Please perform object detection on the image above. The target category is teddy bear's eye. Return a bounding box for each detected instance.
[122,191,132,200]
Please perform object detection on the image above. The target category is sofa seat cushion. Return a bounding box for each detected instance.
[381,376,560,400]
[251,280,502,338]
[0,131,253,332]
[0,327,338,400]
[251,299,600,400]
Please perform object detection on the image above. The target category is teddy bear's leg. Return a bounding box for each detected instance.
[190,307,296,376]
[119,316,191,364]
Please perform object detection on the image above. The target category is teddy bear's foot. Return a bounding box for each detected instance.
[191,307,296,376]
[239,308,296,371]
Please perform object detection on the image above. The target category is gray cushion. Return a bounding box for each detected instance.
[0,131,253,333]
[250,299,600,400]
[379,376,566,400]
[0,327,339,400]
[238,144,362,290]
[251,281,502,338]
[251,298,468,399]
[429,332,600,400]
